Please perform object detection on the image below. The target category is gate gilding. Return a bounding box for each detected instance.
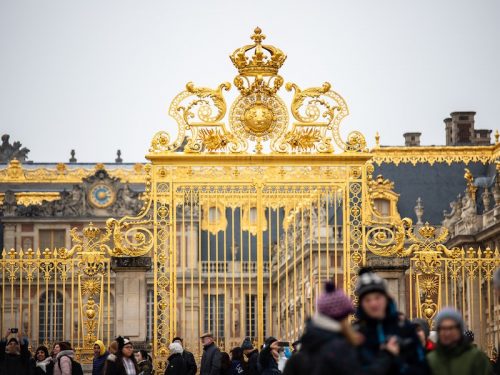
[106,27,371,366]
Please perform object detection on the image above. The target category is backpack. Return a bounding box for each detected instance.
[57,355,84,375]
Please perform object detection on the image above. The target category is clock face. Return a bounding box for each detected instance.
[88,183,115,208]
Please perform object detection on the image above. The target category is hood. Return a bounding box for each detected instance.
[355,297,399,324]
[299,314,342,352]
[94,340,106,356]
[56,350,74,359]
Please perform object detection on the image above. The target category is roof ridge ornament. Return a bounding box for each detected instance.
[150,27,366,155]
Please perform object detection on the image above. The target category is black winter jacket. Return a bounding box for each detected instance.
[182,350,197,375]
[355,298,430,375]
[283,314,393,375]
[245,350,259,375]
[200,343,221,375]
[165,353,187,375]
[0,338,33,375]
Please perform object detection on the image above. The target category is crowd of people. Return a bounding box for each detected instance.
[1,267,500,374]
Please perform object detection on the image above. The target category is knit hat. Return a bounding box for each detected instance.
[412,318,430,339]
[316,281,355,321]
[355,268,388,300]
[116,336,132,351]
[94,340,106,356]
[434,308,464,332]
[241,337,254,350]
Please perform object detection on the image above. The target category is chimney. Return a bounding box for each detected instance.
[444,117,453,145]
[403,132,421,147]
[449,111,476,145]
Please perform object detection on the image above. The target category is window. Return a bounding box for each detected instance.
[39,229,66,250]
[204,294,224,338]
[373,199,390,217]
[39,291,63,343]
[246,294,267,339]
[146,289,154,342]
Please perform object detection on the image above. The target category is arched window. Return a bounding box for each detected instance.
[39,291,63,343]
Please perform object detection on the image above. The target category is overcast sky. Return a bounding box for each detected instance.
[1,0,499,163]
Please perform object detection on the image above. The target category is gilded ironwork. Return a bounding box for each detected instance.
[0,222,113,363]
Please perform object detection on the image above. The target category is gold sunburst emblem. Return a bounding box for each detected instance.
[229,93,288,142]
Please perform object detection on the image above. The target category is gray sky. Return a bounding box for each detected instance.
[1,0,499,163]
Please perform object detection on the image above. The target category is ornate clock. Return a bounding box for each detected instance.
[88,183,116,209]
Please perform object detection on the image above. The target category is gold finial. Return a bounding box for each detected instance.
[250,27,265,44]
[230,27,287,77]
[375,132,380,148]
[495,130,499,145]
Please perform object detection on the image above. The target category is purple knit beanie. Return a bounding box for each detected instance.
[316,282,355,321]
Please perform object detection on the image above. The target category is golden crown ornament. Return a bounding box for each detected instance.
[150,27,367,154]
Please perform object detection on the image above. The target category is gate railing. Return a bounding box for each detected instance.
[0,223,114,362]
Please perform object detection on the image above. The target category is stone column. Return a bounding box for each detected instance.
[366,254,410,314]
[112,257,152,342]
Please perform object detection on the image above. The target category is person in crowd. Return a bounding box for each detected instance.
[172,337,197,375]
[355,268,429,375]
[230,347,246,375]
[0,329,33,375]
[220,352,232,375]
[290,341,300,355]
[34,345,54,375]
[52,343,60,360]
[200,333,221,375]
[283,281,399,375]
[258,337,281,375]
[165,341,186,375]
[241,337,258,375]
[135,350,153,375]
[412,319,436,353]
[93,340,109,375]
[104,337,138,375]
[53,341,77,375]
[0,329,32,375]
[427,308,492,375]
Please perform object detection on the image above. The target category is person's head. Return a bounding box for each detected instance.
[172,337,184,348]
[117,337,134,358]
[169,342,184,355]
[57,341,72,352]
[231,347,244,362]
[264,337,279,362]
[134,350,149,363]
[435,308,464,347]
[94,340,106,358]
[109,341,118,355]
[291,341,300,352]
[5,338,20,355]
[356,268,389,320]
[316,282,355,322]
[413,318,431,347]
[35,346,50,362]
[200,333,214,347]
[52,343,61,356]
[241,337,254,355]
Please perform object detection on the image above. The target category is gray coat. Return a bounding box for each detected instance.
[200,343,221,375]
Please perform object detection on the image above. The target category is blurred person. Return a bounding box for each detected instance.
[427,308,492,375]
[165,341,186,375]
[241,337,258,375]
[134,350,153,375]
[200,333,221,375]
[104,336,138,375]
[355,268,429,375]
[0,329,33,375]
[172,337,196,375]
[93,340,109,375]
[34,345,54,375]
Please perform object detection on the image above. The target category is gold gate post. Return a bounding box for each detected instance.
[256,180,265,345]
